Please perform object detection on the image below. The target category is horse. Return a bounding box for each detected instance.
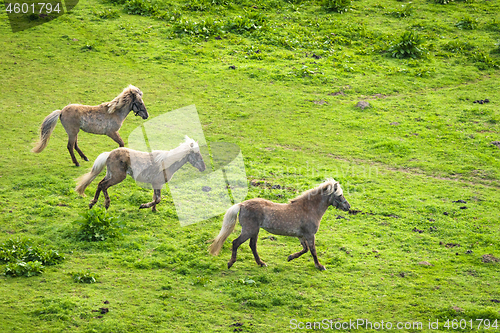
[32,85,148,167]
[75,136,206,212]
[209,179,351,270]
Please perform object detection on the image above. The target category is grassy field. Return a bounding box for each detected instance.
[1,0,500,331]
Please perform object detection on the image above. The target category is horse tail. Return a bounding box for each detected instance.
[32,109,62,153]
[75,152,110,196]
[209,203,241,255]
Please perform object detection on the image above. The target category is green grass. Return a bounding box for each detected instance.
[1,0,500,331]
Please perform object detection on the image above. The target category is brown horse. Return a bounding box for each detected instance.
[209,179,351,270]
[75,137,206,212]
[32,85,148,166]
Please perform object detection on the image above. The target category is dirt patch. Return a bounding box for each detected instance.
[313,100,328,105]
[328,91,345,96]
[445,243,461,248]
[492,141,500,148]
[482,254,499,263]
[418,261,432,266]
[355,101,370,109]
[452,200,467,203]
[412,228,424,233]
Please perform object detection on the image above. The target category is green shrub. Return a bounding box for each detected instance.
[124,0,160,16]
[173,18,224,37]
[93,8,121,19]
[469,51,500,69]
[74,207,126,241]
[226,12,268,34]
[71,271,98,283]
[442,40,475,54]
[495,40,500,53]
[322,0,351,13]
[0,238,64,266]
[388,31,426,59]
[456,16,478,30]
[4,261,44,277]
[185,0,210,11]
[388,3,413,18]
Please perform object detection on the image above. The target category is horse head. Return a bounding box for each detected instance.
[131,92,148,120]
[187,141,206,172]
[329,182,351,211]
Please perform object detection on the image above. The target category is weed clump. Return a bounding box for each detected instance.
[322,0,351,13]
[442,40,475,55]
[0,238,64,277]
[74,207,126,241]
[388,31,426,59]
[173,18,224,37]
[93,8,120,19]
[71,270,98,283]
[387,3,413,18]
[456,16,478,30]
[124,0,160,16]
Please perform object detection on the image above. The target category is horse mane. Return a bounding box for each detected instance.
[153,136,199,171]
[290,178,342,203]
[107,85,143,114]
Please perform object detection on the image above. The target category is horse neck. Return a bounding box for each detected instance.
[164,155,189,181]
[117,105,132,120]
[295,191,330,217]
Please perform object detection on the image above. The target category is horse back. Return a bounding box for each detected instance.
[240,198,317,237]
[60,104,120,134]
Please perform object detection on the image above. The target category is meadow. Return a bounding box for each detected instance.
[0,0,500,331]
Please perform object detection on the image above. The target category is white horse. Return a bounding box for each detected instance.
[75,136,205,212]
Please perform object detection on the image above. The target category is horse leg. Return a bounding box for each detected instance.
[228,231,252,269]
[89,179,105,209]
[139,189,161,212]
[249,236,267,267]
[99,172,126,209]
[305,235,325,271]
[66,135,80,167]
[74,136,89,161]
[107,131,125,147]
[287,237,308,262]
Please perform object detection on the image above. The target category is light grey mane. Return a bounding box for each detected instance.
[291,178,342,203]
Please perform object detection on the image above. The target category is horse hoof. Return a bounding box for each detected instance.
[259,262,267,267]
[74,163,80,167]
[139,204,146,209]
[84,157,89,162]
[227,261,234,269]
[317,265,326,271]
[287,255,293,262]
